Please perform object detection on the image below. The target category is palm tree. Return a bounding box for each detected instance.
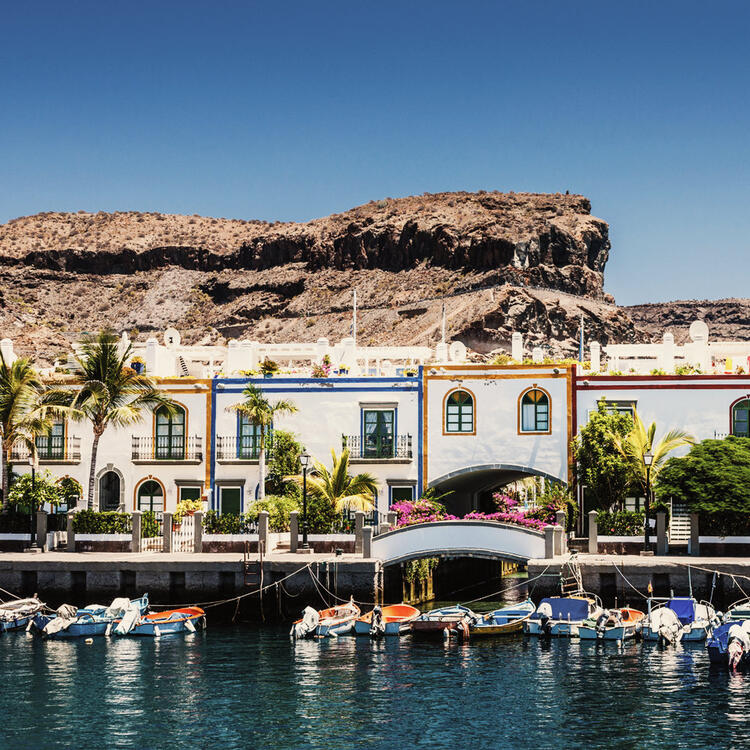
[302,448,378,513]
[70,330,177,509]
[609,409,695,496]
[227,384,297,501]
[0,353,70,511]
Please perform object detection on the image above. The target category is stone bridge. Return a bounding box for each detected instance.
[370,520,547,566]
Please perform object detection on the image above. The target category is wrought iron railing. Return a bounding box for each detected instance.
[131,435,203,461]
[216,435,274,461]
[341,434,412,459]
[10,436,81,462]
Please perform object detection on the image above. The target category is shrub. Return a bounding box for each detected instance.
[202,510,255,534]
[246,495,300,531]
[73,510,132,534]
[8,470,63,512]
[0,512,35,533]
[596,510,645,536]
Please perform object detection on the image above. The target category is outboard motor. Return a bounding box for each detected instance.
[369,606,385,638]
[727,623,750,671]
[537,601,553,637]
[595,611,610,639]
[291,606,319,639]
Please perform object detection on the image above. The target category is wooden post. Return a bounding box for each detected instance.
[587,510,598,554]
[131,511,141,553]
[66,511,76,553]
[193,511,203,554]
[289,511,299,553]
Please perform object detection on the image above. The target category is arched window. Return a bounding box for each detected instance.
[520,388,550,433]
[99,471,121,511]
[155,405,186,460]
[732,399,750,437]
[445,389,474,434]
[137,480,164,512]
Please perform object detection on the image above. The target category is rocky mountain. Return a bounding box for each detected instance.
[0,191,696,364]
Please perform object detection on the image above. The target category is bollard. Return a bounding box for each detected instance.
[289,511,299,553]
[555,510,567,554]
[656,512,668,556]
[587,510,598,554]
[193,511,203,554]
[362,526,373,558]
[386,511,397,529]
[689,513,700,556]
[131,511,142,553]
[258,510,269,554]
[36,510,48,553]
[355,511,365,555]
[553,525,564,557]
[163,512,173,553]
[67,511,76,552]
[544,526,555,558]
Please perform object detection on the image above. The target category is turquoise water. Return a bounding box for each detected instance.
[2,626,750,749]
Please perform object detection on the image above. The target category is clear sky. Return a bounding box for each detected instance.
[1,1,748,305]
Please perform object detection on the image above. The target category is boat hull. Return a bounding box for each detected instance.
[642,625,709,642]
[1,615,34,633]
[33,615,109,639]
[316,620,355,637]
[353,619,407,636]
[354,605,419,636]
[525,620,583,637]
[125,610,205,637]
[578,624,635,640]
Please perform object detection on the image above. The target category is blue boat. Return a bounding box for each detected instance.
[115,606,206,637]
[470,599,536,637]
[0,597,45,633]
[708,621,750,669]
[641,597,716,643]
[525,596,603,637]
[32,595,149,639]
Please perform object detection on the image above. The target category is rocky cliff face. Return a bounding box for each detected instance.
[0,191,642,364]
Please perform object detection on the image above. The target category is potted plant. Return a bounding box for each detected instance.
[260,358,279,378]
[312,354,332,378]
[404,367,418,377]
[130,355,145,374]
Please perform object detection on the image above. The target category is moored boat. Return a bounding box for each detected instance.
[32,595,149,639]
[354,604,420,636]
[291,597,361,638]
[0,597,45,633]
[411,604,478,639]
[115,607,206,636]
[470,599,536,637]
[724,597,750,621]
[708,620,750,670]
[525,596,603,637]
[641,597,716,644]
[578,607,645,640]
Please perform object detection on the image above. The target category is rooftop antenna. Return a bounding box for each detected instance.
[578,314,584,363]
[441,302,447,344]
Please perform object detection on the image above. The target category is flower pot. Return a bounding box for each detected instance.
[263,373,274,379]
[132,362,145,374]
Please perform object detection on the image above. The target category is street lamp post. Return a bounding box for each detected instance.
[300,452,310,550]
[28,456,38,551]
[644,450,654,552]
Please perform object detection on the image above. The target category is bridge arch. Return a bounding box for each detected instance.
[371,520,546,566]
[427,463,567,516]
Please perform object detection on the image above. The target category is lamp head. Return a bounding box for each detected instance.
[644,450,654,467]
[300,451,310,469]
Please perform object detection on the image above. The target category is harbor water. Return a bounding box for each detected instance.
[3,621,750,749]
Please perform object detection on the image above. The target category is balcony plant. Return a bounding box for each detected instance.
[259,358,279,378]
[403,367,418,377]
[130,356,145,374]
[312,355,332,378]
[174,498,203,524]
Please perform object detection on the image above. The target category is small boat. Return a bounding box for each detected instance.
[115,607,206,637]
[525,596,604,637]
[641,597,716,644]
[578,607,645,640]
[32,595,149,639]
[354,604,420,636]
[290,597,360,638]
[724,597,750,621]
[708,620,750,670]
[411,604,478,639]
[470,599,536,637]
[0,597,45,633]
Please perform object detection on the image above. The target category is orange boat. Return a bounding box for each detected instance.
[578,606,645,640]
[291,598,360,638]
[354,604,421,636]
[115,607,206,637]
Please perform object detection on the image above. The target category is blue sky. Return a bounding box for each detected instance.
[1,1,748,305]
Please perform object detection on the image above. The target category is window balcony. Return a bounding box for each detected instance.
[342,434,413,463]
[216,435,275,463]
[131,435,203,464]
[10,436,82,464]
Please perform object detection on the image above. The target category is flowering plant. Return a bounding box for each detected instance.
[312,355,332,379]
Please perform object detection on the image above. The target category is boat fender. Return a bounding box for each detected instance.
[105,622,113,637]
[185,618,196,633]
[153,625,161,637]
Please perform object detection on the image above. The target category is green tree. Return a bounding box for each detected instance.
[656,436,750,514]
[265,429,303,497]
[8,469,63,512]
[608,408,695,496]
[300,448,378,512]
[0,353,71,511]
[574,399,633,510]
[227,384,298,501]
[70,330,177,509]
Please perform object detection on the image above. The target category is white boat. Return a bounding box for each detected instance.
[578,607,645,640]
[0,597,45,632]
[641,597,716,644]
[525,596,604,637]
